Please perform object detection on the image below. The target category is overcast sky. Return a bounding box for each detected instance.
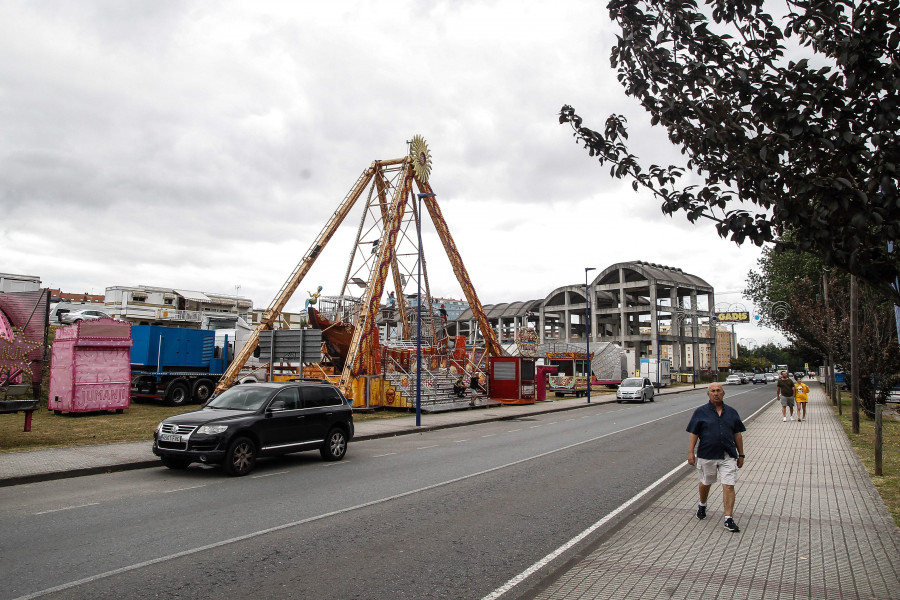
[0,0,784,347]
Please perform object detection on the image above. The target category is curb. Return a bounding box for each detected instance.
[0,384,710,487]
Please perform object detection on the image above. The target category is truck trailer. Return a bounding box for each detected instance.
[640,358,671,387]
[130,326,266,405]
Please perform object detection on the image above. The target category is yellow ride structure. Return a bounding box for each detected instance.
[215,137,502,407]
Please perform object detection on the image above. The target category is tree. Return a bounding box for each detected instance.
[560,0,900,301]
[746,243,900,415]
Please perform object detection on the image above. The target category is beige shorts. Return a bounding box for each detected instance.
[696,456,739,486]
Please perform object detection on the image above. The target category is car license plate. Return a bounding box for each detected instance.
[159,433,182,443]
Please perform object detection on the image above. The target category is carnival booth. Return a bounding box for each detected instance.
[488,356,536,404]
[49,318,132,414]
[535,365,558,402]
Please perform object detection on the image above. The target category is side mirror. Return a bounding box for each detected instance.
[267,400,286,414]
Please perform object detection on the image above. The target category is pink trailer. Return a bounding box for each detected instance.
[49,318,133,414]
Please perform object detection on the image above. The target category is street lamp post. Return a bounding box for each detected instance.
[585,267,595,403]
[415,192,436,427]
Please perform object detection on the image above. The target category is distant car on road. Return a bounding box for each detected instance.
[765,373,777,382]
[725,374,743,385]
[616,377,655,403]
[59,309,112,324]
[751,373,767,384]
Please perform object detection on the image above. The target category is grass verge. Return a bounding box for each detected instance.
[0,401,411,453]
[832,392,900,528]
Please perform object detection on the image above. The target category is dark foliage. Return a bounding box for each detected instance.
[561,0,900,301]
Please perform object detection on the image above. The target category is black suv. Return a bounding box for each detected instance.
[153,380,354,476]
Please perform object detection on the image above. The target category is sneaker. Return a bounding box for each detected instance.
[697,505,706,520]
[783,417,787,422]
[724,518,740,533]
[790,416,795,421]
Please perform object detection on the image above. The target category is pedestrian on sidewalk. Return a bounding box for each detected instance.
[794,375,810,421]
[687,382,746,533]
[777,370,796,421]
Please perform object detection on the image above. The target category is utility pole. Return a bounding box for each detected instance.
[823,270,839,410]
[851,275,859,434]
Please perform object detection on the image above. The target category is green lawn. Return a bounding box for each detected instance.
[0,400,410,453]
[832,393,900,528]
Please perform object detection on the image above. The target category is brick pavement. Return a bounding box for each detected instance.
[527,383,900,600]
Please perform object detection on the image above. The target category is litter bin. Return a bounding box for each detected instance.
[49,318,132,414]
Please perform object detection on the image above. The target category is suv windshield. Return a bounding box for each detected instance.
[621,378,643,387]
[207,387,271,411]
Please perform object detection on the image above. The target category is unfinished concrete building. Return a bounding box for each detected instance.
[454,261,719,373]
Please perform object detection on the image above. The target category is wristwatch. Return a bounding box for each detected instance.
[738,454,745,458]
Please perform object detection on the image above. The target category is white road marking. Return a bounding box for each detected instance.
[33,503,100,515]
[161,485,206,494]
[454,439,469,443]
[372,452,397,458]
[251,471,289,479]
[416,445,439,450]
[507,428,522,433]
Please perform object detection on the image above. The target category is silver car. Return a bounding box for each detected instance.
[616,377,655,403]
[60,309,112,324]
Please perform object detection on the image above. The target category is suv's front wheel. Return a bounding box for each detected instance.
[224,436,257,476]
[320,428,348,461]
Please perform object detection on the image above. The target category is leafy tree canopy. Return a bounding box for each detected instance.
[561,0,900,301]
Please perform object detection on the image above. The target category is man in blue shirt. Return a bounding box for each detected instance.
[687,382,746,532]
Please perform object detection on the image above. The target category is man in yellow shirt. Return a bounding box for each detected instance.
[794,375,810,421]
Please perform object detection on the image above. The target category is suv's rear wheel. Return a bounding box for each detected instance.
[320,428,348,461]
[224,436,257,476]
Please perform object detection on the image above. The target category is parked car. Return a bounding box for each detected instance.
[59,309,112,324]
[616,377,655,403]
[751,373,767,384]
[725,374,743,385]
[765,373,777,382]
[153,380,354,476]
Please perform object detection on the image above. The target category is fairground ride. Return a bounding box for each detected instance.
[215,136,504,408]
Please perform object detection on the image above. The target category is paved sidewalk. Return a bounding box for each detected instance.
[1,387,685,486]
[526,383,900,600]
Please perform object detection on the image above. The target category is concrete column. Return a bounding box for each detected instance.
[691,291,700,375]
[670,287,680,371]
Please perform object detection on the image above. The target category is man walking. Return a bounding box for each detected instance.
[776,370,795,421]
[687,382,746,533]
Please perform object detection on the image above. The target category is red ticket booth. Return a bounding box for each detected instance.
[488,356,536,404]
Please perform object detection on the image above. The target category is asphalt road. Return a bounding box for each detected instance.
[0,384,773,600]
